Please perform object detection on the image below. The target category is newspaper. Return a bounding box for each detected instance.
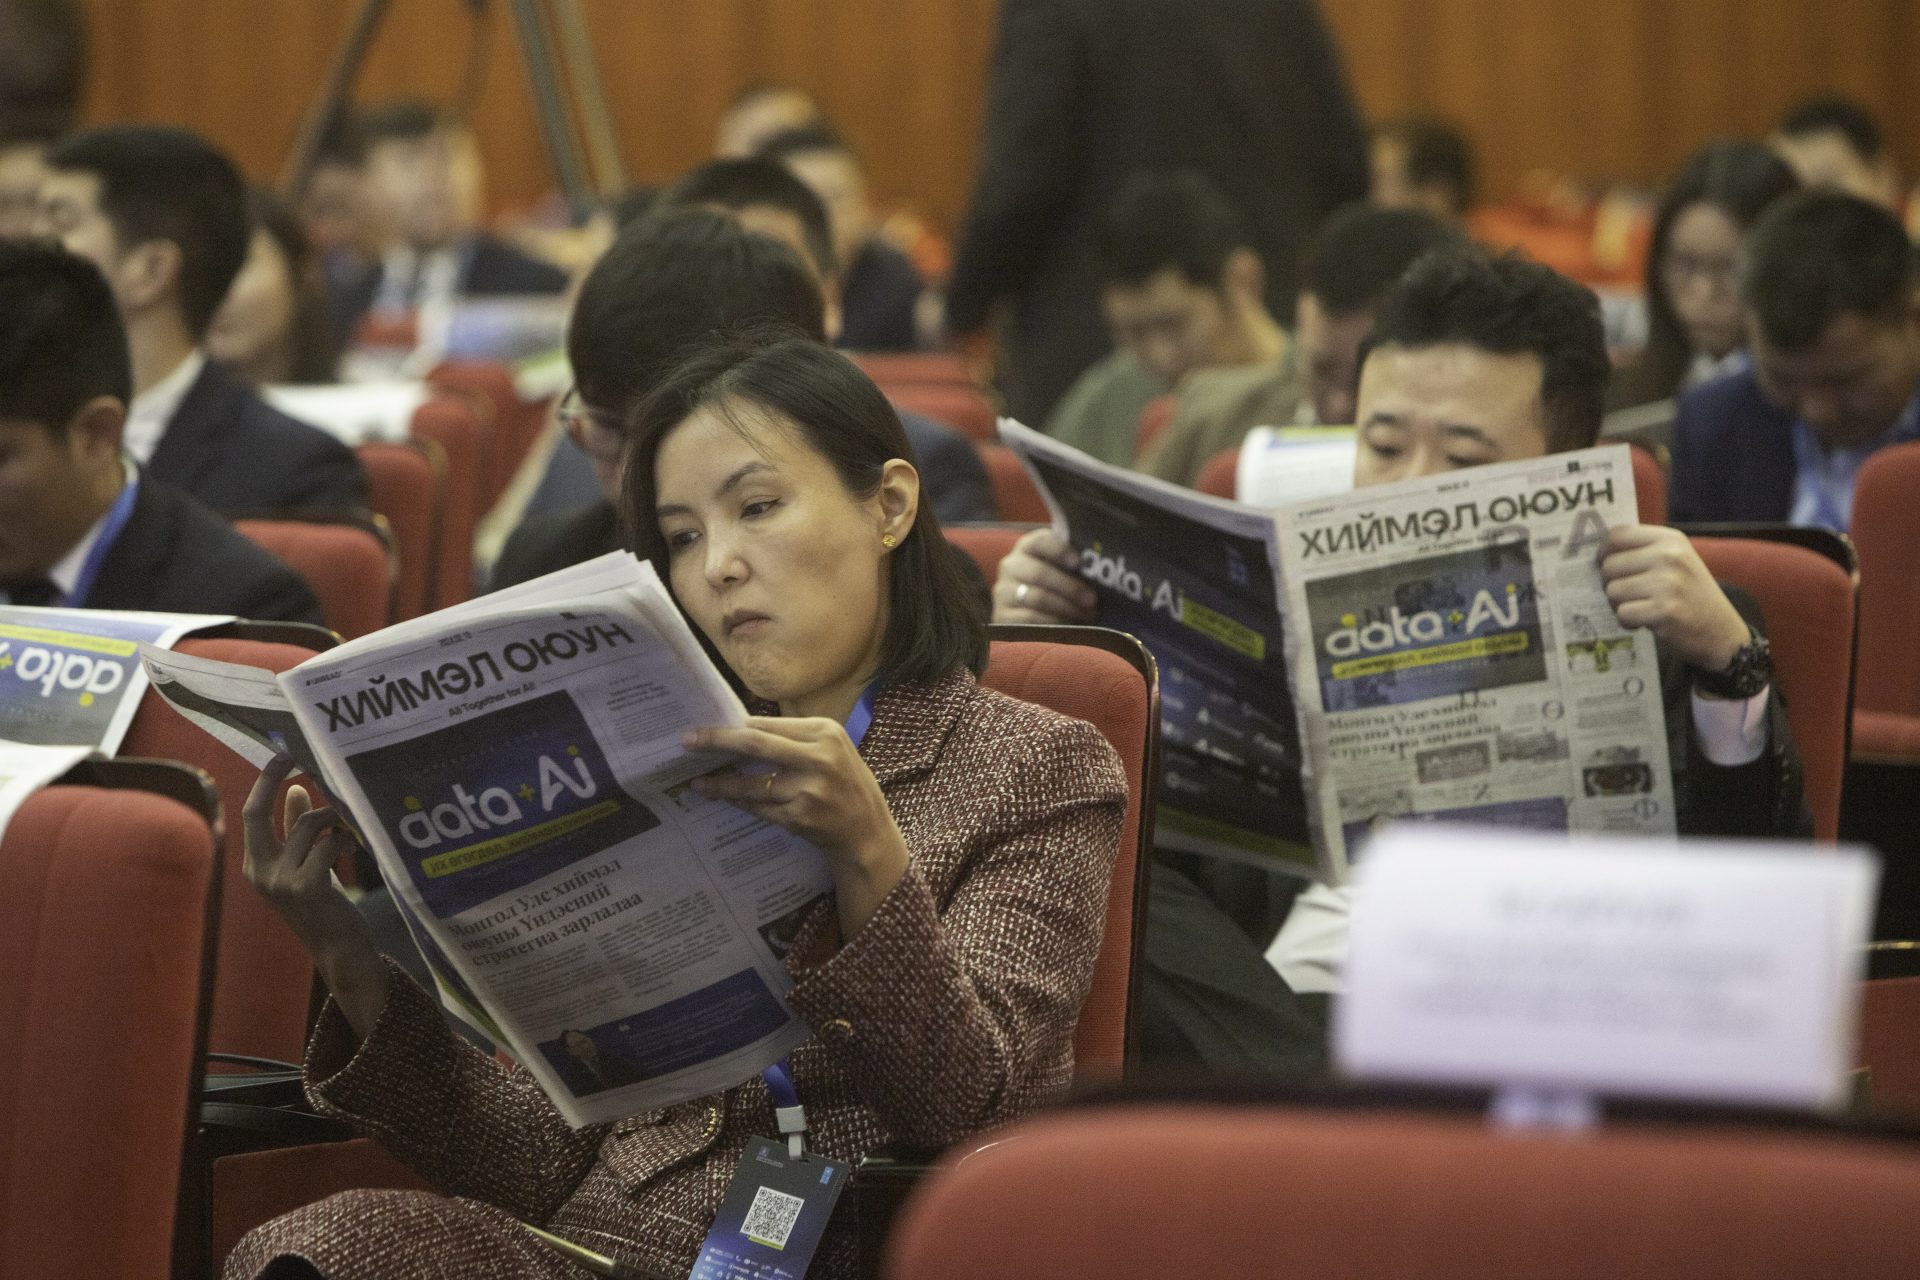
[0,607,233,753]
[141,553,833,1127]
[1001,420,1312,868]
[1233,426,1357,509]
[1276,444,1674,881]
[1001,424,1672,882]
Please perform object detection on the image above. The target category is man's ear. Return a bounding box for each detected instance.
[65,395,127,465]
[117,238,183,315]
[1223,247,1267,307]
[875,457,920,547]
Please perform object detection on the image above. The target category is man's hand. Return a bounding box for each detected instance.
[1601,525,1752,680]
[991,527,1097,624]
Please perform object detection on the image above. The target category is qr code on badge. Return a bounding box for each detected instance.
[741,1185,805,1249]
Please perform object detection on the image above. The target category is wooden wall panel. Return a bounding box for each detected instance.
[69,0,1920,236]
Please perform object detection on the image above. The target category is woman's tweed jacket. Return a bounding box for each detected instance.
[228,668,1128,1279]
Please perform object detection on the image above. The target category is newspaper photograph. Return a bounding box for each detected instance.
[1000,420,1311,870]
[0,606,231,752]
[143,554,833,1127]
[1275,444,1675,881]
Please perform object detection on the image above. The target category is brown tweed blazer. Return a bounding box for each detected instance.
[228,668,1127,1280]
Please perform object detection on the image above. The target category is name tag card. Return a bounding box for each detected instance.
[1336,827,1878,1112]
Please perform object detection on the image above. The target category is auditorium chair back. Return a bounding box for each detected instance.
[1133,394,1177,461]
[1860,975,1920,1116]
[890,1103,1920,1280]
[409,395,487,609]
[1689,533,1856,839]
[886,382,997,442]
[978,443,1052,523]
[1629,442,1669,525]
[944,524,1041,585]
[1849,440,1920,759]
[356,440,442,623]
[1194,446,1239,500]
[0,766,220,1278]
[851,351,976,389]
[981,626,1158,1080]
[429,359,543,508]
[236,516,393,641]
[122,625,335,1063]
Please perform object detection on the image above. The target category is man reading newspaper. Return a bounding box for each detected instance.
[995,248,1807,1059]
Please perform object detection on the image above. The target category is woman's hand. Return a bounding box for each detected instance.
[991,527,1097,625]
[683,717,910,940]
[1601,524,1753,680]
[242,755,389,1040]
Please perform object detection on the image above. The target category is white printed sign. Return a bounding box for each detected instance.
[1336,827,1878,1111]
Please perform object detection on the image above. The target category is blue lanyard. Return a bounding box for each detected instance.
[64,477,139,608]
[758,681,881,1154]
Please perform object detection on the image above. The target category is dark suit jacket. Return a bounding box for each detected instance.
[1669,367,1798,523]
[147,360,369,516]
[838,239,925,353]
[900,409,997,525]
[944,0,1369,422]
[84,478,325,625]
[328,234,571,346]
[490,502,621,592]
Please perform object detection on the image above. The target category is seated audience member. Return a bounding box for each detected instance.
[1670,190,1920,531]
[36,125,368,514]
[294,113,379,311]
[226,334,1127,1280]
[208,187,341,386]
[1047,171,1291,468]
[999,248,1805,1054]
[1368,115,1475,224]
[759,123,925,352]
[1610,141,1798,412]
[1769,95,1900,208]
[0,0,85,238]
[1139,202,1459,485]
[494,207,840,587]
[0,241,322,623]
[328,100,568,341]
[713,81,823,159]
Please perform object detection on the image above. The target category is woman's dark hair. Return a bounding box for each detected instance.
[1617,140,1798,406]
[622,330,988,690]
[246,185,341,384]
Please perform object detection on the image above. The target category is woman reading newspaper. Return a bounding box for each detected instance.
[227,336,1127,1279]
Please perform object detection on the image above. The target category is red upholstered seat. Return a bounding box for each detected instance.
[1133,393,1177,461]
[1861,975,1920,1116]
[978,443,1051,523]
[122,629,333,1063]
[887,382,997,442]
[1194,446,1239,499]
[408,395,486,609]
[890,1103,1920,1280]
[357,440,441,624]
[1630,441,1668,524]
[428,359,541,510]
[0,781,219,1277]
[981,628,1157,1081]
[1850,441,1920,760]
[1690,535,1856,840]
[235,517,392,641]
[944,524,1041,585]
[851,351,977,390]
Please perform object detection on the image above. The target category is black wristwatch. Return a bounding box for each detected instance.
[1691,627,1773,699]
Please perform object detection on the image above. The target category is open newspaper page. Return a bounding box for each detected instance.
[1275,444,1676,883]
[0,607,231,752]
[1000,420,1311,870]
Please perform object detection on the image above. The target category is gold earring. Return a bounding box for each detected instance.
[881,534,897,548]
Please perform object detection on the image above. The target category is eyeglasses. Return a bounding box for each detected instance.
[556,387,627,463]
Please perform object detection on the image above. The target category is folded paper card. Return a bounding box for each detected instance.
[1336,827,1878,1111]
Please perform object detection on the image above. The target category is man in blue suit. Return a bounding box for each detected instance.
[1670,190,1920,531]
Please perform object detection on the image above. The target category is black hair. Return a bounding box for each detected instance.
[622,331,988,689]
[1373,116,1476,212]
[659,158,837,280]
[355,99,447,148]
[243,185,341,384]
[1095,171,1250,290]
[0,0,87,146]
[1777,95,1885,162]
[1620,140,1798,404]
[44,124,249,339]
[566,205,825,418]
[756,122,855,164]
[1300,202,1462,317]
[311,109,369,170]
[605,184,660,232]
[0,237,131,428]
[1363,247,1608,452]
[1743,190,1913,352]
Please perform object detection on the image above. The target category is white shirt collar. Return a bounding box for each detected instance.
[123,349,207,464]
[42,460,139,600]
